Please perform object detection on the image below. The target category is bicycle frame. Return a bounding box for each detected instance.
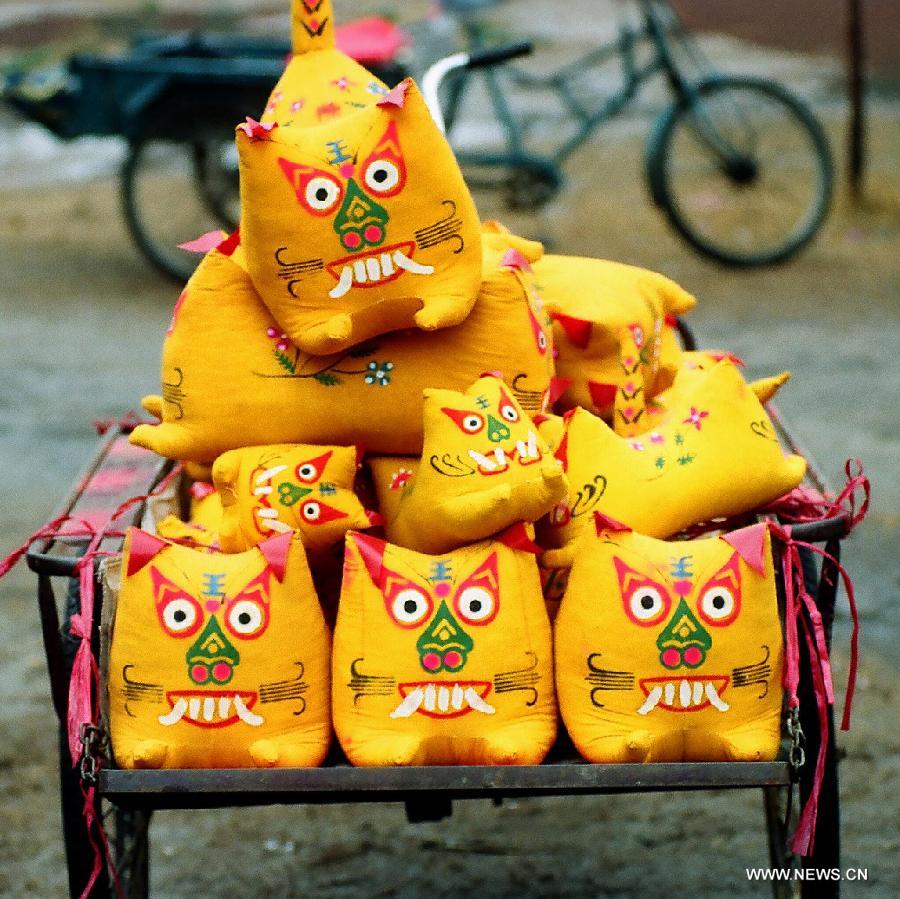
[442,0,702,184]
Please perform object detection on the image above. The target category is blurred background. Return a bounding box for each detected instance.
[0,1,897,895]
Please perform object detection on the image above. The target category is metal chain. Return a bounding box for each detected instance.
[786,706,806,776]
[78,722,110,785]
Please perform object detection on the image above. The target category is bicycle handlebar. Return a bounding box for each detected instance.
[465,41,533,69]
[421,42,534,136]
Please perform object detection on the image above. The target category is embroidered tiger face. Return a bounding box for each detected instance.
[554,522,783,763]
[107,530,330,768]
[379,374,567,554]
[332,532,556,766]
[212,443,374,554]
[238,79,482,356]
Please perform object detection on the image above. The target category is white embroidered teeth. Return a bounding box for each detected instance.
[157,694,265,726]
[636,679,730,715]
[328,249,434,298]
[389,684,496,718]
[468,431,542,474]
[255,508,291,534]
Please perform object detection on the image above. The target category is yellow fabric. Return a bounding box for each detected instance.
[107,530,331,768]
[540,361,806,560]
[367,455,420,528]
[555,525,783,762]
[644,352,791,433]
[213,443,372,554]
[258,2,387,132]
[238,79,482,355]
[189,488,223,532]
[534,255,695,418]
[380,375,567,554]
[155,515,219,550]
[333,532,557,766]
[130,232,554,462]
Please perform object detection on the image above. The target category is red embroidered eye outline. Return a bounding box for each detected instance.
[497,386,521,424]
[453,553,500,625]
[614,557,672,627]
[297,499,347,526]
[361,121,406,198]
[441,408,485,434]
[526,300,548,355]
[382,568,433,628]
[277,158,344,216]
[295,450,332,483]
[223,570,271,640]
[150,568,203,638]
[696,552,742,626]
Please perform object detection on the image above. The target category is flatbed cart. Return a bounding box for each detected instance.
[23,397,853,898]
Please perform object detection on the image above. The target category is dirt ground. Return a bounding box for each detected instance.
[0,1,898,897]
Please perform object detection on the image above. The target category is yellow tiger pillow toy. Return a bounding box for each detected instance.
[555,520,783,762]
[105,530,331,768]
[333,530,557,766]
[212,443,375,554]
[238,77,482,355]
[534,255,695,418]
[130,230,553,462]
[258,1,388,131]
[540,361,806,563]
[378,374,567,554]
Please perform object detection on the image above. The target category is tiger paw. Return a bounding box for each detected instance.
[414,295,469,332]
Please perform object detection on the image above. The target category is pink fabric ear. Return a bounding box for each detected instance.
[479,370,503,380]
[500,247,532,272]
[551,313,592,348]
[722,522,768,575]
[587,381,617,410]
[549,376,572,404]
[377,79,410,108]
[178,230,228,254]
[497,522,542,554]
[217,228,241,257]
[351,532,387,586]
[126,529,168,576]
[365,509,385,527]
[257,532,293,582]
[593,511,632,535]
[237,117,277,140]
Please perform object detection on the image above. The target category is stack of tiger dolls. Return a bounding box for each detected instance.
[108,0,807,770]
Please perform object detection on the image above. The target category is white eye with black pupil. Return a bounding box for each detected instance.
[538,332,547,349]
[301,502,321,522]
[500,404,519,423]
[629,587,664,621]
[391,589,429,625]
[463,415,482,432]
[305,177,341,211]
[228,600,264,635]
[457,586,494,622]
[700,587,735,620]
[296,463,318,482]
[364,160,400,194]
[162,599,197,633]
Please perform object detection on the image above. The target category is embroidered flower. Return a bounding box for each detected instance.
[628,440,646,452]
[655,456,666,469]
[364,361,394,387]
[332,76,355,91]
[683,407,710,430]
[627,323,645,349]
[266,327,290,352]
[390,468,413,490]
[649,431,665,444]
[367,81,388,96]
[290,99,304,112]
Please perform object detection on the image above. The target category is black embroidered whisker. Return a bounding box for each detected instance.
[348,658,395,706]
[122,665,164,703]
[415,200,464,254]
[494,652,541,706]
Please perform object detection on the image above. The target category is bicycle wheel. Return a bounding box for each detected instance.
[646,76,833,266]
[121,100,247,282]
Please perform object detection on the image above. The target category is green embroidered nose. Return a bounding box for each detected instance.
[186,617,240,685]
[486,414,511,443]
[276,481,312,507]
[333,179,388,251]
[656,598,711,669]
[417,600,473,673]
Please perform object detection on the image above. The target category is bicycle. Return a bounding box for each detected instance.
[435,0,834,266]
